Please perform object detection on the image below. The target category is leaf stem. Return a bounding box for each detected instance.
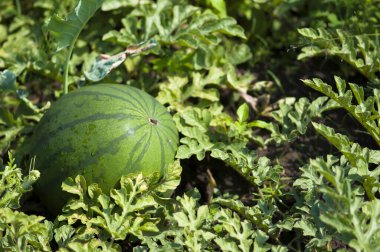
[62,40,76,94]
[14,0,21,15]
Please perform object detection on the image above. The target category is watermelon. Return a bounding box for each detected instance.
[30,84,178,214]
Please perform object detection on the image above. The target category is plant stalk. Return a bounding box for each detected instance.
[62,40,76,94]
[15,0,21,15]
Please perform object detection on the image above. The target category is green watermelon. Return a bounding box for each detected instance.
[30,84,178,214]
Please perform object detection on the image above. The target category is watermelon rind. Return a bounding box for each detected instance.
[30,84,178,214]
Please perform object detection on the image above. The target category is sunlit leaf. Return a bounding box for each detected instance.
[84,39,158,82]
[47,0,103,52]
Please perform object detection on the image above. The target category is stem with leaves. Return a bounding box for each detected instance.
[46,0,103,94]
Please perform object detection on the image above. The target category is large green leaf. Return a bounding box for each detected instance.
[47,0,103,52]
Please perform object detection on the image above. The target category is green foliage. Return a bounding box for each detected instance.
[294,154,380,251]
[0,70,16,92]
[85,39,158,82]
[0,152,39,209]
[303,76,380,146]
[44,169,284,250]
[260,97,335,143]
[298,28,380,83]
[2,0,380,251]
[47,0,103,93]
[47,0,103,52]
[56,175,159,250]
[0,153,49,251]
[0,208,53,252]
[103,0,247,75]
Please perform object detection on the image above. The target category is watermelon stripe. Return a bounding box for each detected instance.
[105,85,150,116]
[155,127,166,172]
[158,123,178,139]
[151,99,157,118]
[130,87,153,116]
[79,123,149,173]
[156,118,175,122]
[157,126,177,143]
[38,107,64,125]
[133,88,152,115]
[129,127,152,170]
[156,110,169,118]
[41,122,149,172]
[156,129,177,152]
[156,126,177,143]
[35,112,143,147]
[157,131,177,148]
[61,90,146,116]
[128,128,149,162]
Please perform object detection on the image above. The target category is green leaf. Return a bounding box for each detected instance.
[85,39,157,82]
[150,160,182,194]
[62,175,87,198]
[226,43,252,65]
[59,174,162,244]
[201,17,246,39]
[237,103,249,122]
[321,188,380,251]
[214,208,256,252]
[0,126,24,152]
[207,0,227,17]
[103,1,247,73]
[192,46,212,70]
[170,190,216,251]
[0,70,16,92]
[47,0,103,52]
[268,97,334,143]
[294,219,317,237]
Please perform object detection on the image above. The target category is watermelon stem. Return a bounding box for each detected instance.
[62,43,74,95]
[149,118,158,125]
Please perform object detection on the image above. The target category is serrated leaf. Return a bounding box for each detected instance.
[0,152,40,209]
[173,212,190,227]
[269,96,332,143]
[294,220,317,237]
[0,208,53,251]
[302,77,380,146]
[151,160,182,194]
[298,28,380,82]
[61,175,87,197]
